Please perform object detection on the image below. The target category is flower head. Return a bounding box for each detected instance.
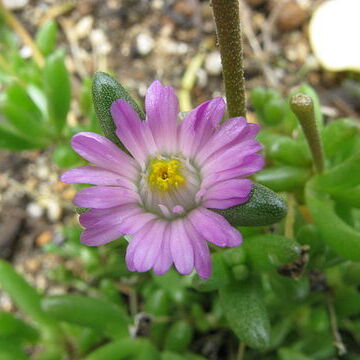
[61,81,264,279]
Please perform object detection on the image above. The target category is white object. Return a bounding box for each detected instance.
[309,0,360,72]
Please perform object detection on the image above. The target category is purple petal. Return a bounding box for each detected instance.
[203,179,253,209]
[170,219,194,275]
[79,204,142,228]
[119,212,157,234]
[202,154,265,188]
[71,132,137,177]
[145,81,179,153]
[153,225,173,275]
[80,223,123,246]
[131,220,167,272]
[73,186,138,209]
[126,220,156,272]
[179,98,225,157]
[61,166,136,189]
[184,221,211,279]
[111,99,157,163]
[189,208,242,247]
[195,117,248,163]
[202,140,262,174]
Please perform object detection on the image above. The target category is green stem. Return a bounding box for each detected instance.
[211,0,246,118]
[290,94,325,174]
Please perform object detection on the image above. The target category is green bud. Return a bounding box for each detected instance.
[92,72,145,150]
[214,183,287,226]
[263,98,285,126]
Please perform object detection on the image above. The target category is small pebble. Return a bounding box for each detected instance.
[205,51,222,76]
[136,33,155,56]
[3,0,28,9]
[277,1,308,32]
[36,230,53,247]
[45,199,62,222]
[26,202,43,219]
[75,16,94,40]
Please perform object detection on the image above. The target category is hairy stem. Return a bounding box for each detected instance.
[211,0,246,118]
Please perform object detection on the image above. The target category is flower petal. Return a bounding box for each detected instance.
[189,208,242,247]
[132,220,167,272]
[179,98,225,156]
[79,204,142,228]
[203,179,253,209]
[145,81,179,153]
[111,99,157,163]
[170,219,194,275]
[73,186,138,209]
[80,223,123,246]
[61,166,136,189]
[153,225,173,275]
[184,221,211,279]
[71,132,137,177]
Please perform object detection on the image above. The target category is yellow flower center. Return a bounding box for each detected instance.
[148,158,185,191]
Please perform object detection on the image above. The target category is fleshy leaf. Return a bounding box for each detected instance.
[214,183,287,226]
[220,279,270,349]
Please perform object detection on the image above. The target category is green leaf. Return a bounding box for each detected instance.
[0,339,31,360]
[0,260,51,326]
[316,152,360,191]
[214,183,287,226]
[0,311,39,343]
[268,136,311,167]
[164,320,193,353]
[0,123,42,150]
[255,166,311,192]
[84,339,160,360]
[4,83,43,119]
[305,178,360,261]
[52,143,81,169]
[92,72,145,149]
[322,118,359,159]
[220,280,270,349]
[41,294,129,338]
[43,50,71,133]
[2,103,50,141]
[191,253,232,292]
[244,235,301,271]
[35,20,58,56]
[263,97,286,126]
[329,185,360,208]
[278,348,313,360]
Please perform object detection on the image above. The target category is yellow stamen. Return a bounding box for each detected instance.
[148,158,185,191]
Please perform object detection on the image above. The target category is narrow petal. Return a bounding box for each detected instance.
[184,221,211,279]
[120,211,157,234]
[153,225,173,275]
[126,220,156,272]
[71,132,137,177]
[73,186,138,209]
[170,219,194,275]
[80,223,123,246]
[203,179,253,209]
[145,81,179,153]
[195,117,248,163]
[111,99,157,163]
[79,204,142,228]
[189,208,242,247]
[61,166,136,189]
[132,220,167,272]
[201,140,262,175]
[179,98,225,156]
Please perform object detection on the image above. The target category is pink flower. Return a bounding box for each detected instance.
[61,81,264,279]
